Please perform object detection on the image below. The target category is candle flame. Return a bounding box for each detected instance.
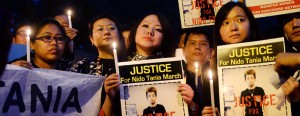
[26,29,31,37]
[67,10,72,16]
[195,62,198,69]
[113,42,116,49]
[209,69,212,80]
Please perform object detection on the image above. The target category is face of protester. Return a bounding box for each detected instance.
[220,6,250,44]
[245,74,255,88]
[184,34,211,64]
[284,18,300,43]
[55,15,69,29]
[90,18,119,51]
[13,25,30,44]
[135,14,163,55]
[147,92,157,106]
[31,23,65,64]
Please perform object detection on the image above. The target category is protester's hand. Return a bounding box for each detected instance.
[65,28,78,40]
[11,60,32,69]
[104,73,119,99]
[202,106,220,116]
[275,53,300,74]
[177,84,194,105]
[282,77,300,102]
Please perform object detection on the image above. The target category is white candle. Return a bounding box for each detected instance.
[209,69,215,116]
[26,29,31,63]
[113,42,120,76]
[67,10,72,28]
[195,62,198,89]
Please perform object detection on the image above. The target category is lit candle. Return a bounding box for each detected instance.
[209,69,215,116]
[26,29,31,62]
[113,42,120,76]
[195,62,198,89]
[67,10,72,28]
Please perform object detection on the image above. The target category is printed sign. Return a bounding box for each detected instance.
[0,65,104,115]
[217,38,292,116]
[118,58,189,116]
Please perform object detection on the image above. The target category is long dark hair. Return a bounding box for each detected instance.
[214,1,260,46]
[127,12,176,58]
[31,18,67,43]
[88,14,126,60]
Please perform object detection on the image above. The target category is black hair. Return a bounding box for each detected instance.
[11,20,31,37]
[214,1,260,46]
[88,14,126,60]
[31,18,67,43]
[127,12,176,58]
[184,28,212,48]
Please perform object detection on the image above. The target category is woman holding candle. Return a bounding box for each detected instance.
[70,14,125,76]
[69,14,125,116]
[100,12,197,116]
[11,19,70,70]
[202,1,262,115]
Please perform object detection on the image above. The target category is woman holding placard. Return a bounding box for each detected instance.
[202,1,261,116]
[100,12,199,116]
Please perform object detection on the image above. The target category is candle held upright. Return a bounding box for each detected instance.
[113,42,120,76]
[67,10,72,28]
[195,62,198,89]
[26,29,31,62]
[209,69,216,116]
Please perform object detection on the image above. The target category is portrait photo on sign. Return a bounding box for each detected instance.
[122,82,186,116]
[221,65,291,116]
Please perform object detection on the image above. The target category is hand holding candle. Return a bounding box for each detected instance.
[113,42,120,76]
[26,28,31,62]
[67,10,72,28]
[209,69,216,116]
[195,62,198,89]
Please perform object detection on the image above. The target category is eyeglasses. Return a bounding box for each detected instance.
[35,35,65,44]
[17,31,26,38]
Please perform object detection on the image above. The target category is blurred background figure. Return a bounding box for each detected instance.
[121,24,132,49]
[8,20,31,62]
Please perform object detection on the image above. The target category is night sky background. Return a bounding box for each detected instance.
[0,0,284,54]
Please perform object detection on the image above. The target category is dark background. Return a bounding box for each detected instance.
[0,0,284,54]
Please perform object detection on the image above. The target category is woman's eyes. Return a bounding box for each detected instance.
[142,24,149,28]
[222,21,229,25]
[237,18,246,22]
[155,28,162,32]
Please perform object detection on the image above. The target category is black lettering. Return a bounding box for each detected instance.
[2,82,25,112]
[61,88,81,113]
[0,80,5,87]
[31,84,52,112]
[53,86,62,113]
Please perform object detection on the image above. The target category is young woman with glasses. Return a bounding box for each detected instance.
[11,19,71,70]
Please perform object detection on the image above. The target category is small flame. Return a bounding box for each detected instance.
[26,28,31,37]
[67,10,72,16]
[208,69,213,80]
[113,42,116,49]
[195,62,198,69]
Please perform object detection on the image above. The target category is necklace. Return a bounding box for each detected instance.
[248,87,256,97]
[150,106,156,114]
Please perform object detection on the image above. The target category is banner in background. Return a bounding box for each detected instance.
[178,0,300,28]
[0,65,104,115]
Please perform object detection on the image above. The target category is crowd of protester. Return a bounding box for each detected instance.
[0,1,299,116]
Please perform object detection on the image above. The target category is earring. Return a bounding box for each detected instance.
[92,43,94,46]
